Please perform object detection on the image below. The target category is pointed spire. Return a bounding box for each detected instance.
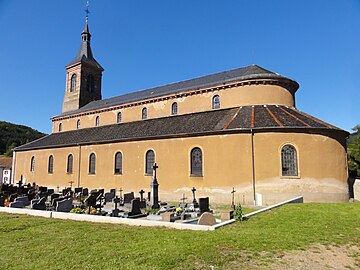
[81,17,91,43]
[66,16,103,70]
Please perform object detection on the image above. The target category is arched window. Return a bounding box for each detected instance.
[117,112,122,123]
[142,108,147,120]
[212,95,220,109]
[86,74,94,92]
[30,156,35,172]
[281,145,298,176]
[95,116,100,127]
[70,74,76,92]
[145,150,155,174]
[48,155,54,174]
[58,123,62,132]
[114,152,122,174]
[89,153,96,174]
[67,154,73,174]
[171,102,178,115]
[77,119,81,129]
[191,147,203,176]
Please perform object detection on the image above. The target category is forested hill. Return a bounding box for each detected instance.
[0,121,46,156]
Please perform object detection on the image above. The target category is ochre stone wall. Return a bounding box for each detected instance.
[14,131,348,205]
[53,84,294,133]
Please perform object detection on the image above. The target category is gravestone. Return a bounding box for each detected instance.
[10,201,24,208]
[139,189,146,208]
[0,196,5,207]
[128,198,142,216]
[199,197,210,213]
[84,194,97,208]
[112,196,121,217]
[50,193,60,201]
[32,197,46,210]
[123,192,135,204]
[198,212,216,226]
[354,179,360,201]
[27,191,37,201]
[221,210,234,222]
[161,212,174,222]
[56,198,73,212]
[15,196,30,206]
[82,188,89,197]
[74,187,83,194]
[39,186,48,193]
[104,191,115,203]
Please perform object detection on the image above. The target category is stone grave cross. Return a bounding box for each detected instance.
[139,189,145,201]
[150,163,160,209]
[191,187,199,207]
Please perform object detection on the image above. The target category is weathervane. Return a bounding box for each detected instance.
[85,0,90,19]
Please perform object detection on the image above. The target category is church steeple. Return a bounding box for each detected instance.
[62,11,104,113]
[82,17,91,42]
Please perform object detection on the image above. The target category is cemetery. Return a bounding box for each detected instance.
[0,163,307,231]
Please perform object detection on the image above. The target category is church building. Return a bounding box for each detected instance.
[12,18,349,205]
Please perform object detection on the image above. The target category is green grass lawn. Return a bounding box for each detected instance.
[0,203,359,269]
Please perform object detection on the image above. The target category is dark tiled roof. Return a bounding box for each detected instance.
[16,106,345,151]
[57,65,298,118]
[0,157,12,169]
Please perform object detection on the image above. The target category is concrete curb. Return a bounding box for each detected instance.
[0,196,303,231]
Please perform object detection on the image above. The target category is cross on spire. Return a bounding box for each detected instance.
[85,0,90,20]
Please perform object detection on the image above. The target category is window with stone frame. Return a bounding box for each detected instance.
[70,74,77,92]
[89,153,96,174]
[142,108,147,120]
[114,152,123,174]
[67,154,73,174]
[191,147,203,176]
[212,95,220,109]
[145,150,155,174]
[117,112,122,123]
[171,102,178,115]
[59,123,62,132]
[281,144,298,176]
[48,155,54,174]
[30,156,35,172]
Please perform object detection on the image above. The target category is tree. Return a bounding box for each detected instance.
[4,142,17,157]
[348,125,360,177]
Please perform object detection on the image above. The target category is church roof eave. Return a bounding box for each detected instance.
[19,105,347,152]
[53,65,298,119]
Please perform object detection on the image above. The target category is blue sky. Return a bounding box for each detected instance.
[0,0,359,134]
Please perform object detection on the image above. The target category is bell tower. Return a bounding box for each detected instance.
[62,15,104,113]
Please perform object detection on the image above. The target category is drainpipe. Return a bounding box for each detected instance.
[77,144,82,188]
[250,129,256,206]
[11,150,16,185]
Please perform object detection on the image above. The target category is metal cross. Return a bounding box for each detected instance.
[69,180,74,189]
[85,0,90,19]
[231,187,236,210]
[180,193,187,204]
